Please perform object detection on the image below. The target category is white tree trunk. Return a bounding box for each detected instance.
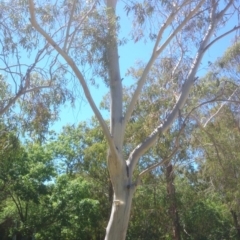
[103,1,134,238]
[105,154,135,240]
[105,183,134,240]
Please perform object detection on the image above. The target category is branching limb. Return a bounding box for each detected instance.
[127,0,235,173]
[0,85,52,116]
[203,0,237,52]
[134,87,240,185]
[172,35,184,78]
[0,44,48,116]
[63,0,76,52]
[203,88,240,127]
[156,0,205,55]
[217,0,234,19]
[66,1,98,53]
[152,1,188,54]
[28,0,119,159]
[123,0,205,131]
[203,25,240,52]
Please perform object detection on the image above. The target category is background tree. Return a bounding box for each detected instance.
[34,175,103,240]
[192,107,240,239]
[185,40,240,239]
[0,130,55,239]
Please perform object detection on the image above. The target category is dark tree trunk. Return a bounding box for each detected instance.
[231,210,240,240]
[166,164,181,240]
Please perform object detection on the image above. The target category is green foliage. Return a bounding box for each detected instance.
[218,41,240,71]
[0,125,106,239]
[126,171,235,240]
[35,175,103,240]
[49,118,108,179]
[191,106,240,237]
[127,181,170,240]
[0,127,56,238]
[1,113,239,240]
[182,200,233,240]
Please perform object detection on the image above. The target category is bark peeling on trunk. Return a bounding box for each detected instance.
[105,152,135,240]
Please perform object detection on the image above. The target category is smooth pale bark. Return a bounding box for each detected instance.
[123,0,205,130]
[103,1,134,238]
[28,0,117,155]
[105,187,134,240]
[104,2,210,238]
[105,153,135,240]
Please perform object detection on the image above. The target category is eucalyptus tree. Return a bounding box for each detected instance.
[1,0,240,239]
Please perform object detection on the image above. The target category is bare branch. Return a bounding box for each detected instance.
[123,0,205,131]
[0,85,51,116]
[63,0,77,52]
[203,88,239,127]
[152,1,188,54]
[135,89,239,183]
[156,0,205,55]
[66,1,97,53]
[172,37,184,78]
[217,0,234,19]
[127,3,220,173]
[203,25,240,52]
[28,0,119,159]
[137,146,178,183]
[0,43,49,116]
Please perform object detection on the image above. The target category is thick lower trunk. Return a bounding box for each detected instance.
[105,186,134,240]
[166,164,181,240]
[105,152,135,240]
